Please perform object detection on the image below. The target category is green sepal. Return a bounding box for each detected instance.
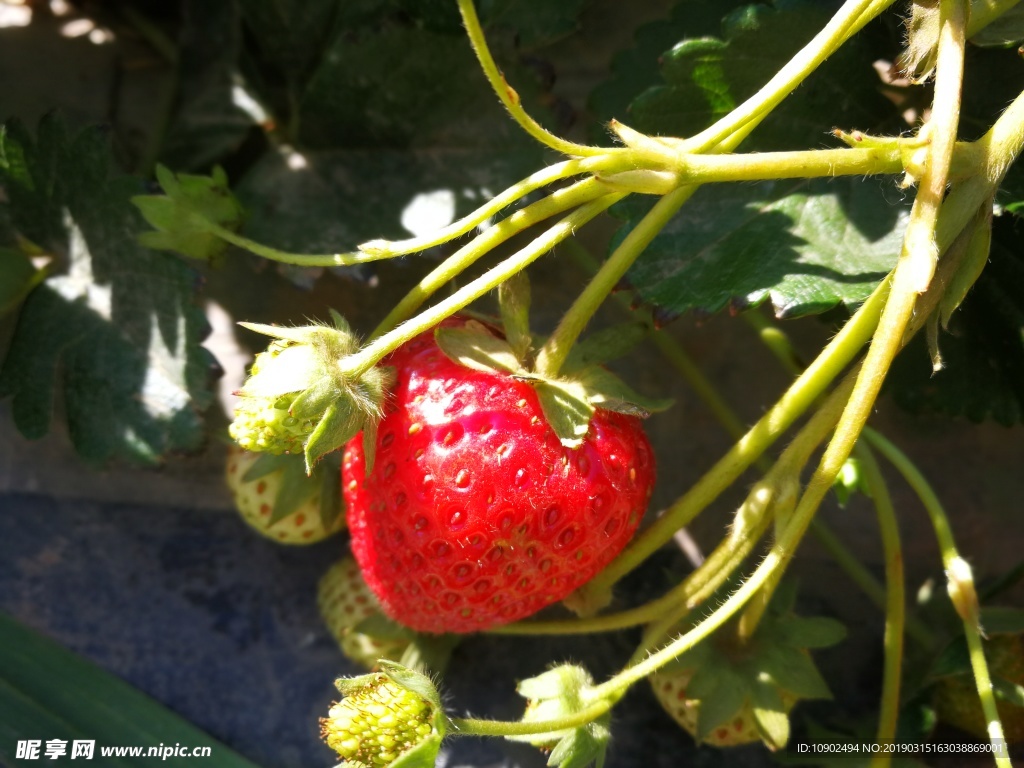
[288,377,343,421]
[352,613,417,643]
[378,660,446,726]
[510,664,596,747]
[692,666,746,742]
[398,634,461,677]
[498,272,532,364]
[534,379,594,448]
[239,451,294,482]
[750,677,790,750]
[316,452,344,530]
[387,735,444,768]
[435,320,523,374]
[131,165,243,261]
[268,457,320,524]
[561,322,649,374]
[769,616,848,650]
[832,456,868,507]
[939,202,993,328]
[575,366,674,417]
[756,643,833,700]
[304,400,363,471]
[544,714,610,768]
[362,417,379,476]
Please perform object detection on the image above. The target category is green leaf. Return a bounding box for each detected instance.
[478,0,589,49]
[588,0,751,144]
[435,321,523,374]
[159,0,256,170]
[971,4,1024,46]
[534,379,595,448]
[617,177,906,319]
[0,612,264,768]
[980,606,1024,635]
[0,247,46,315]
[888,216,1024,425]
[267,457,319,524]
[627,1,896,151]
[317,451,344,529]
[0,117,216,465]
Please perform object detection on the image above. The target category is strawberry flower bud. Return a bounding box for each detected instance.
[320,662,445,768]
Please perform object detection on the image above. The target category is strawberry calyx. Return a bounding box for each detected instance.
[321,661,446,768]
[229,311,393,471]
[434,319,670,449]
[509,664,612,768]
[651,604,846,749]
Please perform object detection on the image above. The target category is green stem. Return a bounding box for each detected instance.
[575,278,890,604]
[855,445,905,767]
[449,700,611,738]
[370,177,609,339]
[679,0,897,152]
[534,186,693,377]
[206,222,375,267]
[340,194,625,377]
[863,429,1012,767]
[654,145,905,181]
[359,156,624,259]
[456,0,611,158]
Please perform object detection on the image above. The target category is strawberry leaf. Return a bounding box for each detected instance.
[267,457,320,525]
[692,666,747,741]
[0,116,217,465]
[616,177,907,319]
[770,616,848,649]
[755,643,833,700]
[561,322,649,373]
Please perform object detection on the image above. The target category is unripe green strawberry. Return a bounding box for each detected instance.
[652,666,797,747]
[225,445,344,544]
[229,340,317,454]
[318,558,411,669]
[320,663,446,767]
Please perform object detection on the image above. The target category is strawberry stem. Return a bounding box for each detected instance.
[853,444,906,764]
[339,194,625,378]
[534,186,694,378]
[864,428,1013,767]
[368,177,611,340]
[456,0,615,159]
[448,701,612,738]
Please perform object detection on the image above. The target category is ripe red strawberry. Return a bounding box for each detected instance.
[343,322,655,634]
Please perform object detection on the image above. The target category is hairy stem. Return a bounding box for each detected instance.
[534,186,693,377]
[369,177,610,339]
[456,0,610,158]
[340,194,624,377]
[449,700,611,738]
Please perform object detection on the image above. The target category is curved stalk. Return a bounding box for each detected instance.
[370,177,610,338]
[449,700,611,738]
[855,445,905,767]
[864,428,1012,767]
[456,0,612,158]
[340,194,624,377]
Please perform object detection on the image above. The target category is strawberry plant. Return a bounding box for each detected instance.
[2,1,1024,768]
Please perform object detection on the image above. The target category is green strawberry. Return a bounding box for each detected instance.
[650,605,845,750]
[225,444,344,544]
[318,557,411,669]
